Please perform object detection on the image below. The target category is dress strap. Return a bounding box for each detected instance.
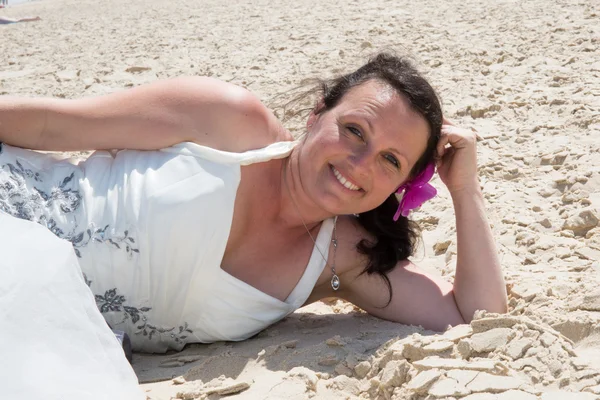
[285,217,335,307]
[238,141,299,166]
[160,140,298,166]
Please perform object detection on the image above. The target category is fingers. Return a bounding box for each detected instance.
[443,125,477,143]
[440,126,464,149]
[442,116,456,127]
[442,118,479,141]
[437,125,477,162]
[436,132,450,159]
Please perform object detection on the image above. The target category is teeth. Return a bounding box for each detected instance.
[332,167,360,191]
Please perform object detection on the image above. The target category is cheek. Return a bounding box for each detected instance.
[372,171,401,199]
[305,130,340,159]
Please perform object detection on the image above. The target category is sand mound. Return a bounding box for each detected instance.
[138,310,600,399]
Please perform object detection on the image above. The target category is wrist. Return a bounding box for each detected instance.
[448,181,482,199]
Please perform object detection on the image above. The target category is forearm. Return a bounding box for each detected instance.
[451,186,507,322]
[0,93,182,152]
[0,96,49,149]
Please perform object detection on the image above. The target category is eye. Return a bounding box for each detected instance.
[347,126,364,139]
[384,154,400,169]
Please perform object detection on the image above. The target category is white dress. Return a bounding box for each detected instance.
[0,141,334,353]
[0,212,145,400]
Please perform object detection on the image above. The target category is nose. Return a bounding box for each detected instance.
[348,148,374,180]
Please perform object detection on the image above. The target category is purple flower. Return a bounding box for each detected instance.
[393,163,437,220]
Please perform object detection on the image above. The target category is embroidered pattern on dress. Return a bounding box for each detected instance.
[0,160,140,257]
[0,165,80,223]
[95,287,193,343]
[70,226,140,258]
[1,153,193,348]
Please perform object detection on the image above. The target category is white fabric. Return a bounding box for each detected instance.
[0,141,334,353]
[0,212,145,400]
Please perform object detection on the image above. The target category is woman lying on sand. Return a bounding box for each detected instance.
[0,53,507,355]
[0,15,41,24]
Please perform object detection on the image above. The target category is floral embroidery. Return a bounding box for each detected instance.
[95,287,193,343]
[69,225,139,258]
[0,148,193,349]
[0,159,139,258]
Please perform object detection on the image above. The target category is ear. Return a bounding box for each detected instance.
[307,99,325,129]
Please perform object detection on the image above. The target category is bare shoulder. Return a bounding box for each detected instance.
[39,76,291,152]
[171,76,292,152]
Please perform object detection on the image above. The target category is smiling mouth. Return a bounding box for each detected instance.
[330,165,362,191]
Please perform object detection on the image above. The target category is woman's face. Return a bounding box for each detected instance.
[298,80,430,216]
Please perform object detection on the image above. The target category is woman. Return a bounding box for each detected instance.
[0,53,507,355]
[0,16,41,24]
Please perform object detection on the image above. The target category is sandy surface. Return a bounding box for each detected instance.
[2,0,600,398]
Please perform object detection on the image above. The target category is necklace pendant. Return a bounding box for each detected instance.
[331,274,340,291]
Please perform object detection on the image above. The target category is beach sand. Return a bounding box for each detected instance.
[2,0,600,398]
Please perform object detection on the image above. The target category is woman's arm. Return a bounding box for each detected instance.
[340,260,466,331]
[451,185,507,321]
[435,120,507,321]
[0,77,280,152]
[338,197,505,330]
[337,203,505,331]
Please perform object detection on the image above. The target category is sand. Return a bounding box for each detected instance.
[2,0,600,398]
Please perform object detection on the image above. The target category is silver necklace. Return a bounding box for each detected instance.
[283,161,340,291]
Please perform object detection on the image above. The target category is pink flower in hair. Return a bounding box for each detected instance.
[393,163,437,221]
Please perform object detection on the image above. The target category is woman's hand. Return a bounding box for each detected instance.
[436,118,480,195]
